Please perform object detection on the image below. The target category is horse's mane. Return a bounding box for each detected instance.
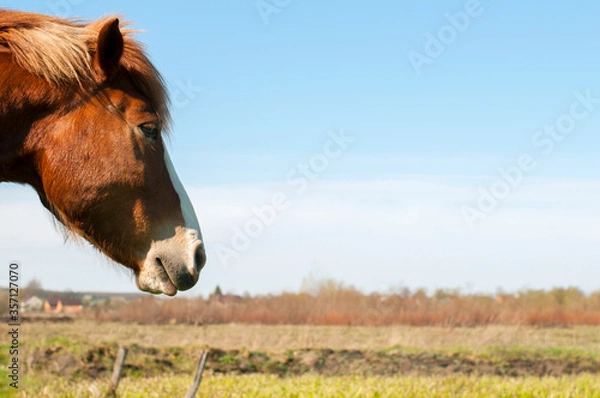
[0,9,170,126]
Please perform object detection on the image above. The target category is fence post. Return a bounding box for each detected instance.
[108,345,128,396]
[184,350,209,398]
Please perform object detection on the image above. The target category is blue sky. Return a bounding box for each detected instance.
[1,1,599,296]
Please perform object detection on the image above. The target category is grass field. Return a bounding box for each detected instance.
[2,320,600,396]
[14,374,600,397]
[17,320,600,351]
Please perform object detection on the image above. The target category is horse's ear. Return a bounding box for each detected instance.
[93,18,124,83]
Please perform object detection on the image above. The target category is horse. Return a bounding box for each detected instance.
[0,9,206,296]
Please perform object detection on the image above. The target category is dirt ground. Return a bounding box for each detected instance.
[27,343,600,379]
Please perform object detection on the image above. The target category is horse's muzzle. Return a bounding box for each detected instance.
[136,227,206,296]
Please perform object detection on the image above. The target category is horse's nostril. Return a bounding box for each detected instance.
[194,245,206,272]
[155,256,164,268]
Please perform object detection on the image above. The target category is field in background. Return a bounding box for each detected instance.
[4,282,600,396]
[1,320,600,396]
[5,280,600,327]
[90,281,600,326]
[16,320,600,351]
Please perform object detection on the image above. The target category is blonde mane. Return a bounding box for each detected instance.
[0,9,170,125]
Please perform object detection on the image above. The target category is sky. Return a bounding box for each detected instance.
[0,1,599,297]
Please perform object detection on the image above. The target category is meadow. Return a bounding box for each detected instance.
[3,284,600,396]
[2,321,600,397]
[17,374,600,397]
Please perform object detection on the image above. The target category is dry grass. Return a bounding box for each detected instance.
[7,321,600,397]
[88,283,600,327]
[20,320,600,352]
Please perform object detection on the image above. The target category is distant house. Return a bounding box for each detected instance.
[21,296,44,312]
[208,285,243,304]
[44,296,83,313]
[210,293,243,305]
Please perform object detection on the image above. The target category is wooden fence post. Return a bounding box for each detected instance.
[184,350,209,398]
[107,345,128,396]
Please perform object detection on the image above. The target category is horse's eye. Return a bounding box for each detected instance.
[139,123,160,141]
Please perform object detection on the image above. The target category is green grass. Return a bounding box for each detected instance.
[14,374,600,397]
[9,322,600,396]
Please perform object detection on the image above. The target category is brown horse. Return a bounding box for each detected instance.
[0,10,206,296]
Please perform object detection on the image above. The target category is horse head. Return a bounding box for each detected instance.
[0,12,206,295]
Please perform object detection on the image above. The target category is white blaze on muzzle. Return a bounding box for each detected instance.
[162,147,205,277]
[163,148,201,234]
[136,148,205,295]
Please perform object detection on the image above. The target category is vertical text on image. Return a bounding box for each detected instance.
[7,262,20,389]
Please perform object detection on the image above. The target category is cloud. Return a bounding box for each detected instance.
[181,177,600,294]
[191,177,600,240]
[1,176,598,294]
